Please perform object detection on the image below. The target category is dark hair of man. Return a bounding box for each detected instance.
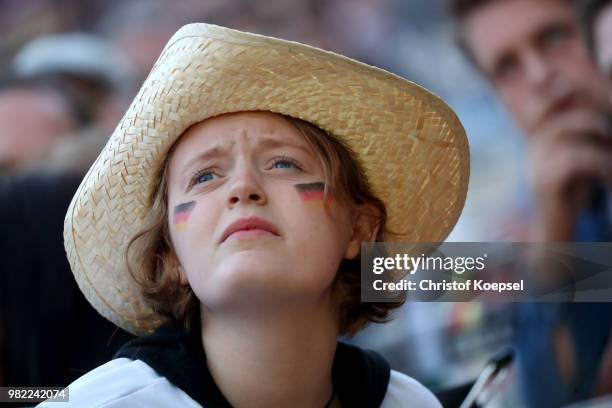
[575,0,612,56]
[448,0,503,68]
[448,0,572,67]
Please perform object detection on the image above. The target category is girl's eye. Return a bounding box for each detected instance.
[271,156,303,171]
[273,161,296,169]
[191,169,219,187]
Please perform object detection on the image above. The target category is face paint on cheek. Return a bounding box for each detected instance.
[173,201,196,230]
[294,182,334,210]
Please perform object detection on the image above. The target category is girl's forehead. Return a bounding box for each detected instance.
[174,111,306,153]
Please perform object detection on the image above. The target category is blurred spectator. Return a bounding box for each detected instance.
[2,32,135,175]
[320,0,394,65]
[0,172,134,395]
[0,31,136,393]
[453,0,612,242]
[450,0,612,406]
[0,79,76,172]
[97,0,335,84]
[13,32,135,130]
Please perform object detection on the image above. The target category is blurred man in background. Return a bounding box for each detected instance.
[450,0,612,406]
[453,0,612,242]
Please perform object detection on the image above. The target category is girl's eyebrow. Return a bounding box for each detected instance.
[257,136,312,156]
[180,144,232,177]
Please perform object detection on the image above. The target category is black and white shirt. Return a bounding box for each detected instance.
[40,322,441,407]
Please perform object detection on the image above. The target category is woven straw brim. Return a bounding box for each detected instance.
[64,23,470,336]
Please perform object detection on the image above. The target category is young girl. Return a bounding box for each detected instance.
[53,23,469,407]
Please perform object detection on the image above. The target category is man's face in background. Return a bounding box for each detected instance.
[462,0,610,138]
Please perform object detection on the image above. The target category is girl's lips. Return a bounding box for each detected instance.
[220,216,280,243]
[224,229,277,241]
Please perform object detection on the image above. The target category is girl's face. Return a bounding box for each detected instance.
[166,111,361,312]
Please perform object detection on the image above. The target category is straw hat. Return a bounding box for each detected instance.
[64,23,470,335]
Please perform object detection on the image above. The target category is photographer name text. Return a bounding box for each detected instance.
[372,279,524,293]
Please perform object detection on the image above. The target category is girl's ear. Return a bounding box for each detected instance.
[344,203,382,260]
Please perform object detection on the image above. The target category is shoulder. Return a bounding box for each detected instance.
[380,369,442,408]
[38,358,200,407]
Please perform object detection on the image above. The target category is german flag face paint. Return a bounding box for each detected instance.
[295,182,332,210]
[173,201,196,230]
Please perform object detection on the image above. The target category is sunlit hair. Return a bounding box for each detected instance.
[126,112,405,336]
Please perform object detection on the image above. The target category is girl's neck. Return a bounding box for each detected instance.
[200,297,339,408]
